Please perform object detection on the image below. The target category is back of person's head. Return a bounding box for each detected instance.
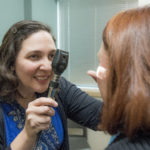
[0,20,55,101]
[100,5,150,138]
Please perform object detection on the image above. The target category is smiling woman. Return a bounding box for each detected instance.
[0,20,103,150]
[15,30,56,97]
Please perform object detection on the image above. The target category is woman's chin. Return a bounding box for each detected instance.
[35,87,48,93]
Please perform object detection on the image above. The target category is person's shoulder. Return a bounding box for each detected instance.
[60,76,66,84]
[105,135,150,150]
[60,76,69,84]
[59,76,75,88]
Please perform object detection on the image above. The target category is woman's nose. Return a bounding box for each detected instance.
[40,59,52,71]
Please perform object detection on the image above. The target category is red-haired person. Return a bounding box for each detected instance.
[88,5,150,150]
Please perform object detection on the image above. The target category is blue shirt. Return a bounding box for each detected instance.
[2,101,64,150]
[108,133,120,145]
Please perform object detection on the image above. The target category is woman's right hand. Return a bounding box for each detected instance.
[23,97,58,138]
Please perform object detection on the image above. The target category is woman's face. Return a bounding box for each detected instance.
[15,30,56,96]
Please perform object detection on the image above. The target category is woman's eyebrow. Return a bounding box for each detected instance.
[27,49,56,53]
[51,49,56,53]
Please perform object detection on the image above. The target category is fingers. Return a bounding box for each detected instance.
[87,70,97,82]
[28,97,58,107]
[96,66,107,79]
[24,97,58,136]
[87,66,107,81]
[25,115,51,134]
[26,105,55,116]
[27,113,51,127]
[26,97,57,123]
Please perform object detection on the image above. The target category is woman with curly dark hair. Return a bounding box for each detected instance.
[0,20,102,150]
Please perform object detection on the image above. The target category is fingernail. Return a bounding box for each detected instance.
[96,66,106,78]
[54,101,58,106]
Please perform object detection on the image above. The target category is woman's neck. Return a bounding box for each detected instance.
[16,91,36,108]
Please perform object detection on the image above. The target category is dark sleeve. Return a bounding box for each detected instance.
[58,77,103,130]
[105,136,150,150]
[0,104,11,150]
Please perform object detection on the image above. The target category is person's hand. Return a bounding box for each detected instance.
[87,66,107,100]
[87,70,97,82]
[23,97,58,138]
[87,66,106,82]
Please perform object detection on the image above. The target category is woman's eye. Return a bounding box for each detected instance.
[49,54,54,60]
[29,54,40,60]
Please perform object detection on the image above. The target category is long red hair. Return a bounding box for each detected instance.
[100,5,150,137]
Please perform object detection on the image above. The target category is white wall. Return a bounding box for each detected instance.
[0,0,57,44]
[58,0,138,86]
[32,0,57,40]
[87,129,111,150]
[0,0,24,43]
[138,0,150,6]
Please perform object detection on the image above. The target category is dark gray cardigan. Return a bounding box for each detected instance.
[0,77,102,150]
[105,134,150,150]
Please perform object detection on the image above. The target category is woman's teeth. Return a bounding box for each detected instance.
[36,76,48,80]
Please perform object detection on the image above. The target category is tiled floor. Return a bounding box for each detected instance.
[69,136,91,150]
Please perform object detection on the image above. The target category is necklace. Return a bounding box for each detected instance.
[16,91,36,109]
[16,90,36,99]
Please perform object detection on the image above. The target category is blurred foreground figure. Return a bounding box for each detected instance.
[88,5,150,150]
